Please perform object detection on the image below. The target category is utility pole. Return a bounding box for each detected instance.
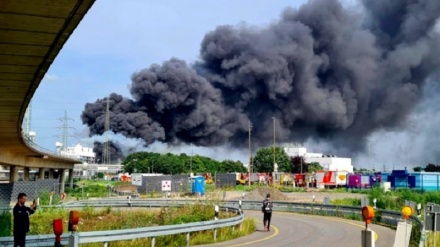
[248,121,252,187]
[190,142,193,176]
[272,117,276,172]
[103,97,111,164]
[368,140,371,172]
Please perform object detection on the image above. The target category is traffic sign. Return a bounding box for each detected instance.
[162,180,171,191]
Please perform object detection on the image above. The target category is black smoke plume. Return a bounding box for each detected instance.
[82,0,440,161]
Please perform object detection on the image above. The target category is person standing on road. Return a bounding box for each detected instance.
[262,193,273,231]
[13,193,37,247]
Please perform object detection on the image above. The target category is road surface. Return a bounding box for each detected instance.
[195,210,396,247]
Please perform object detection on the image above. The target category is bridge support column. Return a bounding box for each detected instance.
[24,167,30,181]
[68,169,74,188]
[38,168,45,180]
[49,169,54,178]
[9,165,19,182]
[59,169,66,193]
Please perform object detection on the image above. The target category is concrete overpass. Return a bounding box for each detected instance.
[0,0,95,192]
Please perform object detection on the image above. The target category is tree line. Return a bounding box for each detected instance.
[413,164,440,172]
[122,147,322,175]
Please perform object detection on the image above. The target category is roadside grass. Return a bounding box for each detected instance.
[1,202,254,246]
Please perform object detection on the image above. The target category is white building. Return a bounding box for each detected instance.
[73,163,124,179]
[59,143,96,164]
[284,146,353,173]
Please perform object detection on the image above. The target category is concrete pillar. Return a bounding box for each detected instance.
[59,169,66,193]
[68,169,74,188]
[39,168,45,180]
[49,169,54,179]
[24,167,30,181]
[9,165,19,182]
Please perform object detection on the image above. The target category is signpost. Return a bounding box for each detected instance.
[361,206,375,247]
[392,206,413,247]
[162,180,171,198]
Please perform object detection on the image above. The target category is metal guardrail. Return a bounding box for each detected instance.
[0,200,243,247]
[0,199,424,247]
[226,200,424,246]
[22,134,80,161]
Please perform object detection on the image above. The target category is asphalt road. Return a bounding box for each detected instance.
[195,210,396,247]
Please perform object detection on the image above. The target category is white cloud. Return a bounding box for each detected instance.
[43,74,58,82]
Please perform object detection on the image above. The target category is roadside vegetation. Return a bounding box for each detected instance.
[0,201,254,247]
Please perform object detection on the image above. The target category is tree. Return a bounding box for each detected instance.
[220,160,247,173]
[308,162,323,173]
[290,156,306,173]
[413,166,423,172]
[425,163,440,172]
[253,147,290,172]
[122,152,159,173]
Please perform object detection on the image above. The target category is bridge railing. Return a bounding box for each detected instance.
[22,133,80,162]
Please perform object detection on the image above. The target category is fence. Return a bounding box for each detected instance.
[0,199,424,247]
[0,200,243,247]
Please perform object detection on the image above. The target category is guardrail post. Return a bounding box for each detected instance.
[151,237,156,247]
[127,195,132,208]
[68,233,78,247]
[214,205,219,242]
[186,232,190,247]
[103,242,108,247]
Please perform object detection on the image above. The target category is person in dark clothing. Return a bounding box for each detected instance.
[262,193,273,231]
[13,193,37,247]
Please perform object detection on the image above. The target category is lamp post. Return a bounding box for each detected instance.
[190,142,193,176]
[272,117,276,172]
[248,121,252,187]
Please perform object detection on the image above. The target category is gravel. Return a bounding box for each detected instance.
[227,188,366,203]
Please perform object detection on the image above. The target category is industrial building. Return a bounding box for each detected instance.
[284,145,354,173]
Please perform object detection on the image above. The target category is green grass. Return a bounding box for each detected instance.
[1,202,255,247]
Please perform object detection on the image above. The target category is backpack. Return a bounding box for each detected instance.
[262,199,272,213]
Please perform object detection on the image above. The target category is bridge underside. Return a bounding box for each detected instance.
[0,0,95,186]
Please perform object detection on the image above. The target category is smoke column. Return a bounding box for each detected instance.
[82,0,440,161]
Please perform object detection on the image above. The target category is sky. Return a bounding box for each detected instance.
[31,0,308,161]
[30,0,440,170]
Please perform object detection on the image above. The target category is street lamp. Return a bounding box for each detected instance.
[190,142,193,176]
[272,117,277,172]
[248,121,252,187]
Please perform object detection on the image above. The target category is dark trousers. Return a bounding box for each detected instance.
[14,231,26,247]
[263,212,272,229]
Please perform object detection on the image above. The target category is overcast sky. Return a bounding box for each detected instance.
[30,0,440,170]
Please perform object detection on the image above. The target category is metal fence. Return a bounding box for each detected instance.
[0,199,424,247]
[0,200,243,247]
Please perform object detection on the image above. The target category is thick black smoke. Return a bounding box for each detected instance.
[82,0,440,160]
